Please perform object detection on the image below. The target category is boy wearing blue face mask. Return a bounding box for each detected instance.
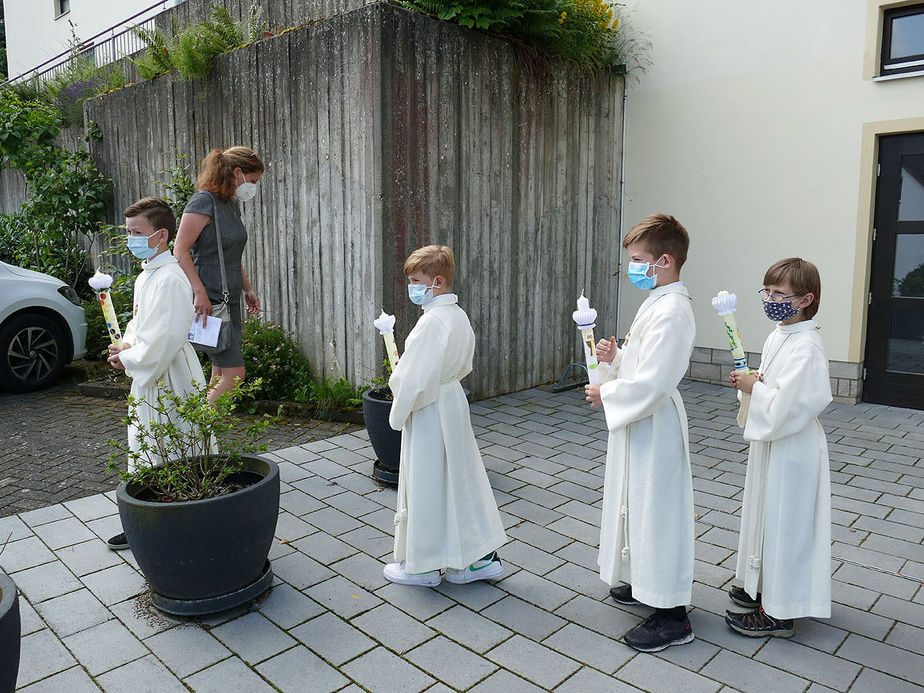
[725,258,831,638]
[383,245,507,587]
[584,213,696,652]
[104,198,208,551]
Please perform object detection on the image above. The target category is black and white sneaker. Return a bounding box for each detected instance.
[728,585,761,609]
[106,532,129,551]
[725,607,794,638]
[609,583,641,605]
[624,610,695,652]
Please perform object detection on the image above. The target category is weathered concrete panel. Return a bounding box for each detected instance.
[76,3,625,399]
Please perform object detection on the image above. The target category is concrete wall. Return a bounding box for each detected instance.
[156,0,377,33]
[80,4,624,398]
[617,0,923,402]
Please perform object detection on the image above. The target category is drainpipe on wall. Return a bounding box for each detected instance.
[614,83,629,338]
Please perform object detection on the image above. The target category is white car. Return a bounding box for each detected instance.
[0,262,87,392]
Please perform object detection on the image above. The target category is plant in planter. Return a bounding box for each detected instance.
[363,356,402,486]
[0,531,21,692]
[107,379,280,615]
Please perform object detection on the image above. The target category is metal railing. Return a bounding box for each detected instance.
[10,0,178,84]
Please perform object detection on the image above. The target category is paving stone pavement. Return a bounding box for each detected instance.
[1,380,922,691]
[0,383,359,518]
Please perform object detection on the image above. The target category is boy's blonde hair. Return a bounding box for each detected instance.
[764,257,821,319]
[404,245,455,286]
[622,213,689,268]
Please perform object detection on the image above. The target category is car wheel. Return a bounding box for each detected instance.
[0,313,68,392]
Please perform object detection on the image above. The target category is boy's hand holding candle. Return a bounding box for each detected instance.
[88,269,123,349]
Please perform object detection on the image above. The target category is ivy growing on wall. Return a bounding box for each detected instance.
[0,85,111,291]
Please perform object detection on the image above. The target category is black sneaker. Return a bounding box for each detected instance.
[725,607,794,638]
[609,584,640,605]
[624,610,695,652]
[106,532,129,551]
[728,585,761,609]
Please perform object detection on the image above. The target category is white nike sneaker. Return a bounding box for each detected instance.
[383,561,442,586]
[444,553,504,584]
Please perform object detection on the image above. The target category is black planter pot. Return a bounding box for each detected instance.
[362,388,401,486]
[117,455,280,616]
[0,570,20,693]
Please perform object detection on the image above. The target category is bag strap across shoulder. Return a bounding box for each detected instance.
[206,191,230,305]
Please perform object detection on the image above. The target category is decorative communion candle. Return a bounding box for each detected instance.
[88,269,123,348]
[711,290,748,372]
[572,291,601,385]
[373,310,400,371]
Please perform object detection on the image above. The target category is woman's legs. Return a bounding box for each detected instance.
[208,365,246,402]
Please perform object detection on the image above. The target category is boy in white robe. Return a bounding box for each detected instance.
[383,245,508,586]
[104,198,207,551]
[585,214,696,652]
[726,257,831,637]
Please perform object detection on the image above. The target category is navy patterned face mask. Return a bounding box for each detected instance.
[762,298,800,321]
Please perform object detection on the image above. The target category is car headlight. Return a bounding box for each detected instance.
[57,285,82,306]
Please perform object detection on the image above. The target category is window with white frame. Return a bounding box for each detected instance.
[55,0,70,18]
[881,4,924,76]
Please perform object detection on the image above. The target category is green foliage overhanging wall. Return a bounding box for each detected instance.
[398,0,622,70]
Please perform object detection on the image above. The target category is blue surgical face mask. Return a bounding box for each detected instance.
[762,298,800,322]
[627,257,665,291]
[408,283,436,305]
[127,230,160,260]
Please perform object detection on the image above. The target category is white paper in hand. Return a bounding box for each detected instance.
[188,314,222,347]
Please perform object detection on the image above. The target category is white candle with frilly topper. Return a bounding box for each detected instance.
[572,291,601,385]
[373,310,400,371]
[712,290,752,427]
[711,290,748,373]
[88,269,123,348]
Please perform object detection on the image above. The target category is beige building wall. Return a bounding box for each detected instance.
[616,0,923,398]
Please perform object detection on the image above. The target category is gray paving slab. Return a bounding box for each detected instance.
[62,618,148,676]
[3,381,924,692]
[426,604,513,653]
[406,635,498,689]
[341,646,435,693]
[182,656,277,692]
[255,645,349,693]
[15,628,77,688]
[143,624,231,678]
[290,612,376,665]
[210,611,296,665]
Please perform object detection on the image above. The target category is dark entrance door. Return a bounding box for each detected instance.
[865,132,924,409]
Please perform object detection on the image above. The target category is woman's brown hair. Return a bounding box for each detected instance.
[195,146,264,201]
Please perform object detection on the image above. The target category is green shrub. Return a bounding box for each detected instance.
[131,4,265,82]
[9,23,126,128]
[240,317,313,401]
[107,378,278,502]
[156,153,196,218]
[302,376,365,415]
[0,85,111,291]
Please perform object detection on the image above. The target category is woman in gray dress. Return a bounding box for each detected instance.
[174,146,264,401]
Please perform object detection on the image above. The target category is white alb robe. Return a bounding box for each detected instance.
[389,293,508,574]
[735,319,832,620]
[597,283,696,608]
[118,252,209,472]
